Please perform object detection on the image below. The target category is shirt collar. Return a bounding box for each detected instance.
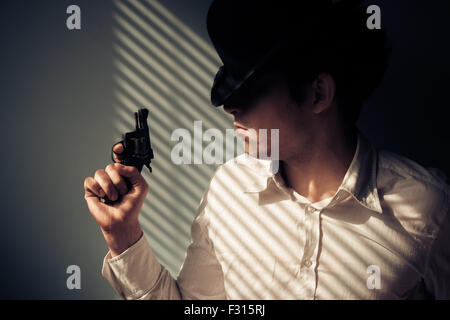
[238,132,383,214]
[338,133,383,214]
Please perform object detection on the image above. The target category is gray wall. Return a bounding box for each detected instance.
[0,0,448,299]
[0,0,223,299]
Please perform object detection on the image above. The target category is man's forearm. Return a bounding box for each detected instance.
[101,224,143,257]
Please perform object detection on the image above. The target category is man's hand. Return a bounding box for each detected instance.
[84,144,148,257]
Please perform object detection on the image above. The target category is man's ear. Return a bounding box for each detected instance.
[311,73,336,114]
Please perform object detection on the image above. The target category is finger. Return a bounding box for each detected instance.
[112,142,124,163]
[94,169,119,202]
[84,178,109,223]
[113,142,124,154]
[105,164,129,196]
[115,164,148,194]
[84,176,105,198]
[85,196,110,227]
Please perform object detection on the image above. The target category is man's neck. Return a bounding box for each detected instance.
[281,129,357,204]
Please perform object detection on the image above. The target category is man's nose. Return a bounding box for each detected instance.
[223,103,240,115]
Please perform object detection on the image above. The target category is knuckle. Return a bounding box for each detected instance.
[105,163,115,172]
[130,166,139,175]
[94,169,104,178]
[142,180,149,192]
[83,177,91,188]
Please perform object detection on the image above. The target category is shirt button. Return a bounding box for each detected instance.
[304,260,312,268]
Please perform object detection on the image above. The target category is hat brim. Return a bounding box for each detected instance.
[210,39,289,107]
[211,65,261,107]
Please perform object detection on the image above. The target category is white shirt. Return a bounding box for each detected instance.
[102,133,450,299]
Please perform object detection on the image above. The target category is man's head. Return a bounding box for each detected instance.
[223,66,338,164]
[208,0,390,161]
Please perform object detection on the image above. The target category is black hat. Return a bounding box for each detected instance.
[207,0,336,107]
[208,0,371,108]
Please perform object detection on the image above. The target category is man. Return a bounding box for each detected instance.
[84,0,450,299]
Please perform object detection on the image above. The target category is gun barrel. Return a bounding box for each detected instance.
[138,108,149,130]
[134,112,139,130]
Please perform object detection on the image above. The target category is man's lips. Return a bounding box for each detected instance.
[233,122,250,138]
[233,122,248,130]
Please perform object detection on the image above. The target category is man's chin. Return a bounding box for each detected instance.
[243,145,278,160]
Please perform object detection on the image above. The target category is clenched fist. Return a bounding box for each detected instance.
[84,144,149,257]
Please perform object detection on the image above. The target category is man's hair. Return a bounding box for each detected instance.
[229,4,391,127]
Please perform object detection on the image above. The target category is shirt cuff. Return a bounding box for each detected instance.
[102,234,162,300]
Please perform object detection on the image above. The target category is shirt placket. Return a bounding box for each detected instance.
[272,175,323,299]
[299,203,321,299]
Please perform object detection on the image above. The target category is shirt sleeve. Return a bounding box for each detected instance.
[101,234,181,300]
[424,189,450,299]
[102,185,226,300]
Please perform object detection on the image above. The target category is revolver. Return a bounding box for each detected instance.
[112,108,154,173]
[101,108,154,203]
